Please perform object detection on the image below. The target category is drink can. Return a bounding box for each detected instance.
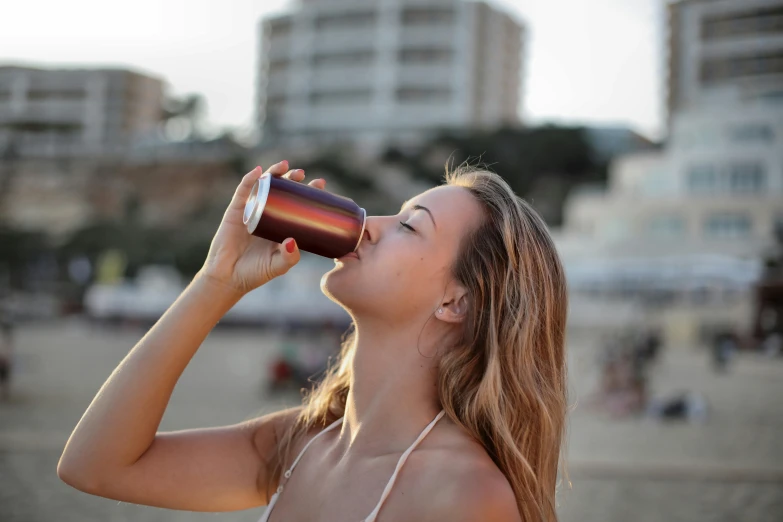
[243,173,367,259]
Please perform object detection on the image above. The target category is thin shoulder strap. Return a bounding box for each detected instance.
[284,416,344,478]
[364,410,446,522]
[258,417,344,522]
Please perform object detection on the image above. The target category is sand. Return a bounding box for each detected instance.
[1,321,781,522]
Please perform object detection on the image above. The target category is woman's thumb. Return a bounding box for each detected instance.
[271,238,300,276]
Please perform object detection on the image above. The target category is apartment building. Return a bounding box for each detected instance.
[667,0,783,118]
[257,0,524,145]
[558,0,783,345]
[0,65,164,157]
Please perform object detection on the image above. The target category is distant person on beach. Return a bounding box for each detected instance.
[711,332,737,372]
[58,163,569,522]
[598,344,647,418]
[0,318,14,401]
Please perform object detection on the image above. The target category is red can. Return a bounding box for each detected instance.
[243,173,367,259]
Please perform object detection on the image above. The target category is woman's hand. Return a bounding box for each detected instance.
[199,161,326,297]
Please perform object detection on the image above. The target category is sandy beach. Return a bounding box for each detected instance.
[1,321,781,522]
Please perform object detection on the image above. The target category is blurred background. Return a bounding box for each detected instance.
[1,0,782,520]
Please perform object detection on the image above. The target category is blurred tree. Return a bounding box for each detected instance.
[161,93,207,140]
[0,228,48,291]
[0,136,20,220]
[383,125,603,225]
[173,237,211,277]
[58,222,178,279]
[298,150,375,193]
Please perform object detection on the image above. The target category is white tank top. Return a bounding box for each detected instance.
[258,409,446,522]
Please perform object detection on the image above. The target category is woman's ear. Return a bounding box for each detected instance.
[436,285,469,324]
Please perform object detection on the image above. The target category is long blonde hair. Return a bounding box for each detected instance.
[267,166,568,521]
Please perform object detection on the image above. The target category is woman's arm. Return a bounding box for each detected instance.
[58,275,271,510]
[57,162,325,511]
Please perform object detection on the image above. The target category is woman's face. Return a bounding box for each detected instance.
[321,185,484,323]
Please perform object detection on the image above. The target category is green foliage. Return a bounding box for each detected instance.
[299,150,374,192]
[383,125,604,225]
[57,221,210,278]
[0,228,49,289]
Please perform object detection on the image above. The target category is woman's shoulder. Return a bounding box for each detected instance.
[404,423,521,521]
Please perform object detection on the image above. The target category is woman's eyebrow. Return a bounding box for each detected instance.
[400,200,437,229]
[412,205,437,229]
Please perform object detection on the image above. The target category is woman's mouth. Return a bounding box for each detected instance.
[337,251,360,261]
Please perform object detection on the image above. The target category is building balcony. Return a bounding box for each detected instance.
[398,26,456,48]
[311,66,375,90]
[700,33,783,59]
[266,39,292,62]
[388,102,457,128]
[265,73,290,96]
[312,28,377,54]
[26,75,90,92]
[0,99,85,125]
[396,63,455,87]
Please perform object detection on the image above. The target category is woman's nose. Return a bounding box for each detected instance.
[361,215,379,244]
[361,215,394,244]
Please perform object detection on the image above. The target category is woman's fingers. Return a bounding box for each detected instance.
[271,237,300,278]
[282,169,305,182]
[263,162,322,187]
[308,178,326,190]
[231,166,263,205]
[265,160,289,176]
[231,165,322,214]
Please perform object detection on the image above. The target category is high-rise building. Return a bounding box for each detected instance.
[0,65,164,157]
[256,0,524,145]
[557,0,783,346]
[667,0,783,119]
[561,105,783,260]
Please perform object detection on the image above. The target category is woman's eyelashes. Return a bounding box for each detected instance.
[399,221,416,233]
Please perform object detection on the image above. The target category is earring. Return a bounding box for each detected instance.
[437,308,443,314]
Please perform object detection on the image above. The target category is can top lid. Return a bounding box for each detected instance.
[353,207,367,252]
[243,173,272,234]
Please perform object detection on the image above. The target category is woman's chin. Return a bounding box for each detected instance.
[320,269,350,303]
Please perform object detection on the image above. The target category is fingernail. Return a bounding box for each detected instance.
[285,238,296,253]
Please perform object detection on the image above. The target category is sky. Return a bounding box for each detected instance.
[0,0,665,140]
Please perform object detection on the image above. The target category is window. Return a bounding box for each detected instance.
[398,48,453,64]
[774,215,783,241]
[315,11,376,30]
[27,90,85,101]
[310,89,372,105]
[312,51,375,67]
[702,6,783,41]
[648,216,685,238]
[701,52,783,84]
[268,60,289,75]
[729,124,774,143]
[728,163,765,194]
[265,94,287,108]
[687,164,717,194]
[401,7,455,26]
[396,87,451,102]
[704,213,752,238]
[268,17,292,37]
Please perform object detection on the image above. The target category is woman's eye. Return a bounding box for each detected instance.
[399,221,416,232]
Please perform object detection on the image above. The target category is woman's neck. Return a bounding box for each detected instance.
[335,317,443,458]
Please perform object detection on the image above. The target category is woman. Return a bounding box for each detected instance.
[58,161,568,521]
